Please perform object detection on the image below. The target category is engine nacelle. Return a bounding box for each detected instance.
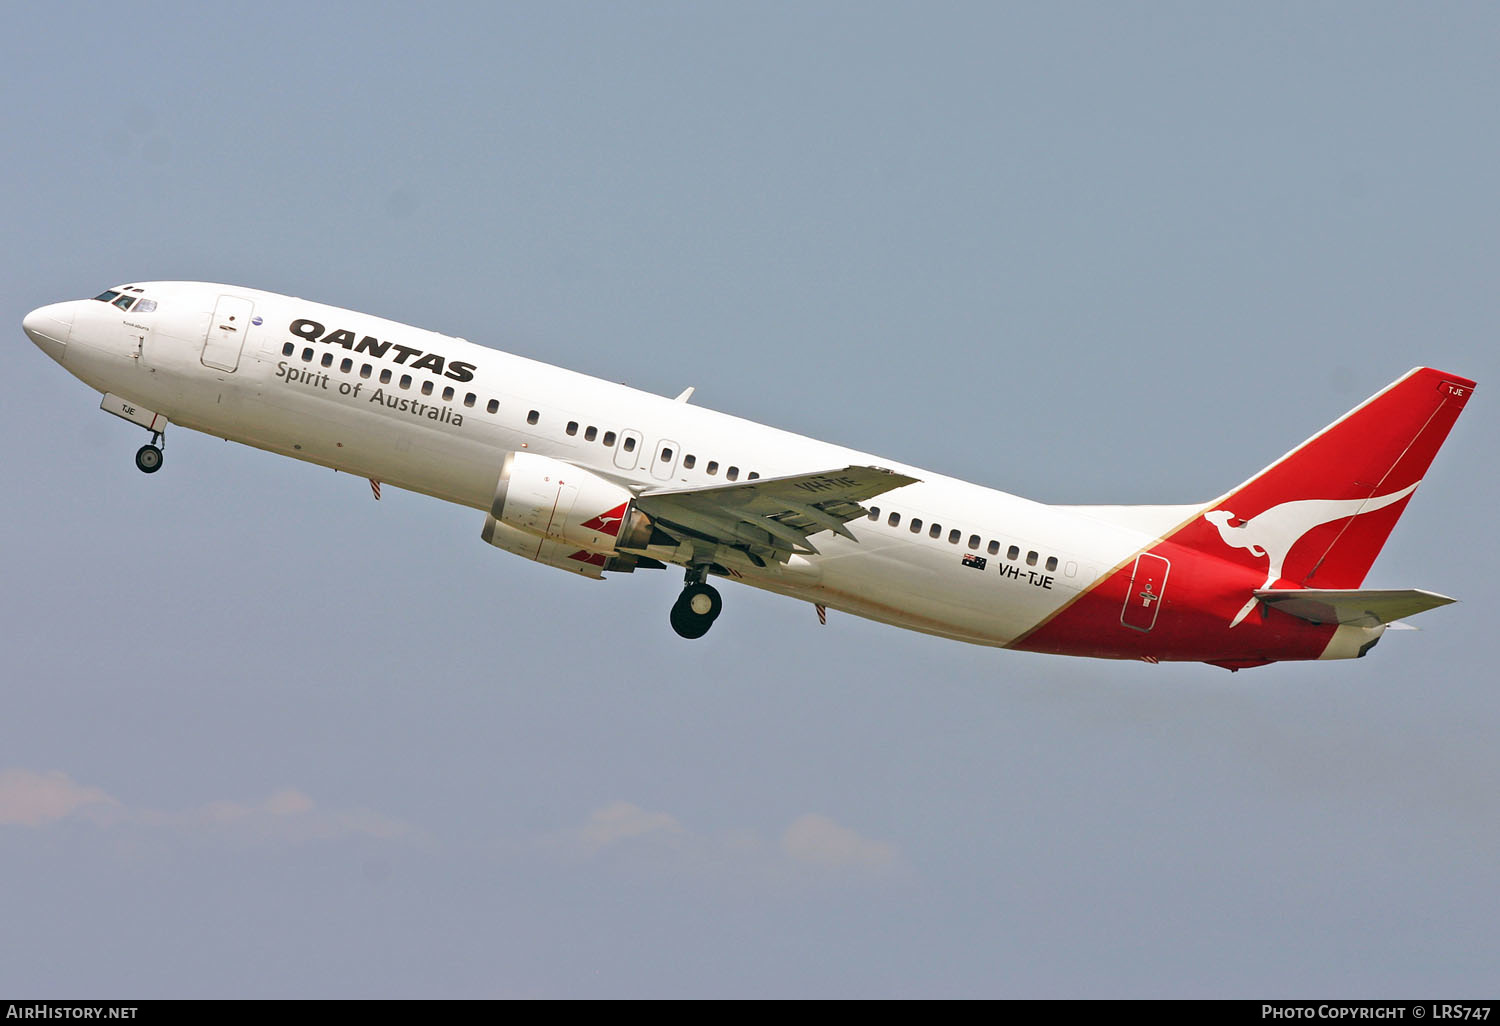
[480,452,657,577]
[481,515,627,579]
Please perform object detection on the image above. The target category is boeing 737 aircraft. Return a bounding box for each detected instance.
[23,282,1475,670]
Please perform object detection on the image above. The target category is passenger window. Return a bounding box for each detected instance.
[527,410,540,426]
[726,466,738,481]
[969,534,981,550]
[683,454,696,469]
[302,348,314,362]
[706,460,718,475]
[282,342,294,357]
[910,518,923,533]
[929,523,941,539]
[868,506,880,521]
[341,358,353,373]
[949,530,961,544]
[486,399,499,414]
[399,374,412,389]
[1007,545,1020,561]
[623,436,636,452]
[888,512,901,527]
[566,421,578,436]
[443,386,454,401]
[321,352,334,368]
[380,369,392,384]
[1045,556,1058,572]
[463,392,475,407]
[421,380,433,396]
[986,539,998,555]
[1026,551,1038,567]
[602,431,616,446]
[660,447,673,461]
[360,364,372,379]
[585,426,598,442]
[748,472,760,480]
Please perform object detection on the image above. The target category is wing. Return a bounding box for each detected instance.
[1254,588,1456,628]
[629,465,919,564]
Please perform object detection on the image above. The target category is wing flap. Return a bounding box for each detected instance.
[634,465,919,559]
[1255,588,1456,627]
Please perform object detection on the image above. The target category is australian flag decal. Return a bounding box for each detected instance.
[961,554,987,571]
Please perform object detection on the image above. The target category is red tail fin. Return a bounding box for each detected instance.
[1177,367,1475,590]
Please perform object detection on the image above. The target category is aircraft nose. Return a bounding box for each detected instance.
[23,302,74,364]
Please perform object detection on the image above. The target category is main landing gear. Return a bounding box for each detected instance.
[670,567,723,640]
[134,431,164,474]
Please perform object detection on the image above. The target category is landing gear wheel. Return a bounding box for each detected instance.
[135,444,163,474]
[670,582,722,639]
[670,601,711,639]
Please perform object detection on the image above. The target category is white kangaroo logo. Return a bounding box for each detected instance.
[1204,482,1419,627]
[589,504,627,534]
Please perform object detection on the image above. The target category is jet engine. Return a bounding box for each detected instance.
[480,451,661,578]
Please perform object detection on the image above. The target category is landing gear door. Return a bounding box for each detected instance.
[202,295,253,372]
[1120,552,1170,632]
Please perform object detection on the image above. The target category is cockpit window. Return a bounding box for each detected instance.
[93,288,157,313]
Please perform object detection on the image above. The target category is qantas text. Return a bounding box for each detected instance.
[289,318,476,382]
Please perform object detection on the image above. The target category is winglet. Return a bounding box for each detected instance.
[674,386,695,403]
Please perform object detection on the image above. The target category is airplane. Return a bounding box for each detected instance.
[22,282,1475,670]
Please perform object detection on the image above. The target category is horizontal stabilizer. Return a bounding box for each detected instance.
[1254,588,1456,628]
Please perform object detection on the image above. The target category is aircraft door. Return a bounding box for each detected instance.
[614,429,642,470]
[1120,552,1170,632]
[202,295,253,372]
[650,439,680,481]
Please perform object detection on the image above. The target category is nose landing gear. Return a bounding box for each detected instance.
[135,431,164,474]
[670,568,723,639]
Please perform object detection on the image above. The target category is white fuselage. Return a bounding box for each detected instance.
[30,281,1181,648]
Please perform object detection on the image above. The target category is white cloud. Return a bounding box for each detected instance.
[544,802,902,881]
[781,813,898,870]
[0,768,118,826]
[264,788,316,816]
[575,800,683,850]
[0,768,411,844]
[191,788,411,843]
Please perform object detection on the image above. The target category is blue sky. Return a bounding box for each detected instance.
[3,2,1497,997]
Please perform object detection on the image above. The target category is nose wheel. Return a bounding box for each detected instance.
[135,432,164,474]
[670,581,723,639]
